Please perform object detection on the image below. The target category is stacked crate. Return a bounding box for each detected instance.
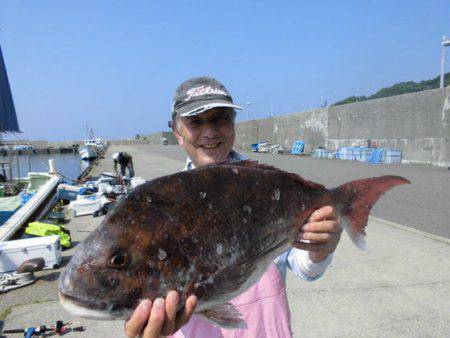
[382,149,402,164]
[335,147,402,164]
[311,149,330,159]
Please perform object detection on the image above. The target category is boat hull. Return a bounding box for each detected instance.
[0,174,62,242]
[79,145,98,160]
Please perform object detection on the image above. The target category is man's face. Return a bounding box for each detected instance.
[172,108,236,167]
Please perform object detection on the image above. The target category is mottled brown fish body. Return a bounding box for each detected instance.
[59,161,409,327]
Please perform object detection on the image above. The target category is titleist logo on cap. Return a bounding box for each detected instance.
[185,86,228,101]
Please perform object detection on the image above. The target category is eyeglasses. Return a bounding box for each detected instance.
[168,111,236,129]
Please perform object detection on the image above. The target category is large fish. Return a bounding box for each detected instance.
[59,161,409,328]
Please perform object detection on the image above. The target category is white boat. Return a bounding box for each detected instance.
[79,141,98,160]
[0,171,62,242]
[79,138,107,160]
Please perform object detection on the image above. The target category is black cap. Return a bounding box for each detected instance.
[171,77,242,119]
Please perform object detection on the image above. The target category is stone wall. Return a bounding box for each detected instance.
[235,108,328,153]
[144,87,450,167]
[237,88,449,167]
[144,131,177,145]
[326,88,450,167]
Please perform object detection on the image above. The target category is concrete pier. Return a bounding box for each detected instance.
[2,145,449,337]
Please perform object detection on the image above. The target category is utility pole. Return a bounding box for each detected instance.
[440,36,450,88]
[245,102,252,120]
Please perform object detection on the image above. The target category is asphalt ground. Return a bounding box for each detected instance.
[2,144,449,337]
[133,145,450,239]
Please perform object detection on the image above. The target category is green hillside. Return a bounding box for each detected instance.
[332,72,450,106]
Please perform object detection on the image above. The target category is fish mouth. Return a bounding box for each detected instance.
[59,292,124,320]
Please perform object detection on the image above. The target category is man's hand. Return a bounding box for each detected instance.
[294,206,343,262]
[124,292,197,338]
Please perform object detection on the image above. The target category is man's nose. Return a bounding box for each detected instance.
[201,121,220,136]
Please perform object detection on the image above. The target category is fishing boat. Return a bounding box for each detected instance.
[79,138,107,160]
[78,124,107,160]
[79,139,99,160]
[0,43,62,241]
[0,168,61,242]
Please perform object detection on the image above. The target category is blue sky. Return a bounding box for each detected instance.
[1,1,449,141]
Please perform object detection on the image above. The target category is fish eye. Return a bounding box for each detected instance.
[109,252,128,268]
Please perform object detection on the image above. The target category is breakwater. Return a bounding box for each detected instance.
[235,87,450,167]
[145,87,450,167]
[0,146,79,156]
[0,140,81,156]
[143,87,450,167]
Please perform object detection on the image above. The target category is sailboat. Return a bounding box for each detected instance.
[0,44,19,136]
[0,43,62,242]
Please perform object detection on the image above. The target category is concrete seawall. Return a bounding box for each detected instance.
[235,87,450,167]
[5,87,448,167]
[146,87,450,167]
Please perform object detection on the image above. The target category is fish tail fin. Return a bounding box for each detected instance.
[332,175,410,250]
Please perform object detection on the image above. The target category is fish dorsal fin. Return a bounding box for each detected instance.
[199,303,247,329]
[222,160,326,191]
[222,160,282,172]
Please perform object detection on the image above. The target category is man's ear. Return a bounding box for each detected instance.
[172,125,184,146]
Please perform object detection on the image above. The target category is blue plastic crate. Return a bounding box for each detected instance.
[383,149,402,164]
[312,149,330,158]
[354,148,374,162]
[336,147,374,162]
[0,210,15,225]
[369,149,384,164]
[291,141,305,155]
[336,147,355,160]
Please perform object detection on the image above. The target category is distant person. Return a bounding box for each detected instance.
[112,152,135,178]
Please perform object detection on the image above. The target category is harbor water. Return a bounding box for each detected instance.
[0,153,89,182]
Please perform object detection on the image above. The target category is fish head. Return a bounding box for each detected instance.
[59,200,175,320]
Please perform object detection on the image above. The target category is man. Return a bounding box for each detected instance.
[113,151,135,178]
[125,77,342,338]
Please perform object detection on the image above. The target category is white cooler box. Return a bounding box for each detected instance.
[68,195,108,216]
[0,235,62,273]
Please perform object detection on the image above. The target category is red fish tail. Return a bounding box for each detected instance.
[332,175,410,250]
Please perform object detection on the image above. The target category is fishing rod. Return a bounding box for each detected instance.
[2,320,85,336]
[118,173,129,195]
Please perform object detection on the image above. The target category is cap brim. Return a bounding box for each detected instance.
[177,100,243,117]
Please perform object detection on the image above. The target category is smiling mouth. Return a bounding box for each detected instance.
[200,142,221,149]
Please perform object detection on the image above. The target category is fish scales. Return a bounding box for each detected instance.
[59,161,410,327]
[133,164,325,301]
[121,165,318,306]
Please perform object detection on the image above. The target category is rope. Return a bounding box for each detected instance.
[0,271,37,293]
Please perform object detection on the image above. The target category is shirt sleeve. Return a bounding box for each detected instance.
[274,247,333,282]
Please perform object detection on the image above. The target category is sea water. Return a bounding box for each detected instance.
[0,153,89,182]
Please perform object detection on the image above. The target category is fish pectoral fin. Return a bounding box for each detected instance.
[199,303,247,329]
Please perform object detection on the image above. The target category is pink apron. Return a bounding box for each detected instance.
[169,263,292,338]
